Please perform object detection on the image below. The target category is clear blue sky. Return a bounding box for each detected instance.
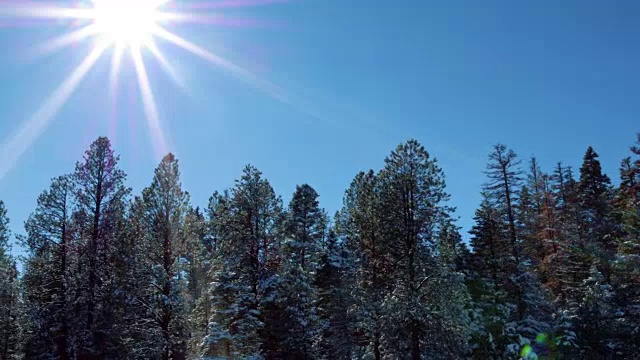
[1,0,639,256]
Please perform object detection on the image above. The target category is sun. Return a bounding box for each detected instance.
[0,0,290,182]
[91,0,162,47]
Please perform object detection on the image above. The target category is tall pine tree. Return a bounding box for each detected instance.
[278,184,327,359]
[136,154,190,360]
[72,137,130,358]
[22,176,75,359]
[377,139,470,359]
[0,201,20,360]
[201,165,283,359]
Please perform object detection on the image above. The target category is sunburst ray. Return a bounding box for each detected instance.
[108,43,125,143]
[152,26,287,102]
[131,46,168,159]
[0,43,108,181]
[31,24,99,58]
[0,0,292,181]
[146,39,186,91]
[0,4,95,20]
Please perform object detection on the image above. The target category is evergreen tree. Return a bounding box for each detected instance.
[0,201,21,360]
[201,165,283,359]
[535,172,562,292]
[112,198,160,358]
[547,163,589,308]
[469,194,508,295]
[576,267,618,356]
[438,216,468,272]
[615,134,640,258]
[339,169,387,360]
[467,195,512,358]
[610,134,640,357]
[137,154,190,360]
[72,137,130,358]
[377,139,470,359]
[484,144,523,269]
[22,176,74,359]
[563,146,621,356]
[577,146,617,260]
[471,145,557,358]
[483,144,527,322]
[277,184,327,359]
[181,207,211,356]
[520,158,547,266]
[200,191,234,359]
[314,228,353,360]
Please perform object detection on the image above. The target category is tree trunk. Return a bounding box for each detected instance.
[374,331,381,360]
[162,213,172,360]
[411,319,420,360]
[58,210,70,360]
[88,173,103,343]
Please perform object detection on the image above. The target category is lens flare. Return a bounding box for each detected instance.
[0,0,289,181]
[0,43,108,181]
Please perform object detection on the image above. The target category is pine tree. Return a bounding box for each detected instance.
[577,146,618,260]
[201,191,234,359]
[535,172,563,293]
[136,154,190,360]
[22,176,75,359]
[111,198,160,358]
[610,134,640,357]
[577,267,618,356]
[470,145,557,358]
[314,228,353,360]
[72,137,130,357]
[560,147,620,355]
[181,207,211,356]
[377,139,470,359]
[520,158,547,265]
[0,201,21,360]
[483,144,527,322]
[277,184,327,359]
[339,169,387,360]
[518,185,542,264]
[485,144,523,268]
[467,195,512,358]
[438,216,468,272]
[469,194,508,296]
[201,165,283,359]
[547,163,589,308]
[616,134,640,257]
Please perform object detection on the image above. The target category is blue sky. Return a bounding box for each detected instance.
[1,0,639,256]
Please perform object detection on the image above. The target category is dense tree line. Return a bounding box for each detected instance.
[0,134,639,359]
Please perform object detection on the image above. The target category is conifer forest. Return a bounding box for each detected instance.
[1,133,640,360]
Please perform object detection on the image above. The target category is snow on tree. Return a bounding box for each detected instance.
[314,227,354,360]
[376,139,471,359]
[201,165,283,359]
[135,153,191,360]
[72,137,131,357]
[22,175,75,359]
[339,169,388,360]
[9,134,640,359]
[0,201,21,360]
[275,184,327,359]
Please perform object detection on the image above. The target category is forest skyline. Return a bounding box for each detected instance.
[1,132,635,260]
[1,133,638,358]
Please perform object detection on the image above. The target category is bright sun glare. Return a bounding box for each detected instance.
[92,0,161,47]
[0,0,289,182]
